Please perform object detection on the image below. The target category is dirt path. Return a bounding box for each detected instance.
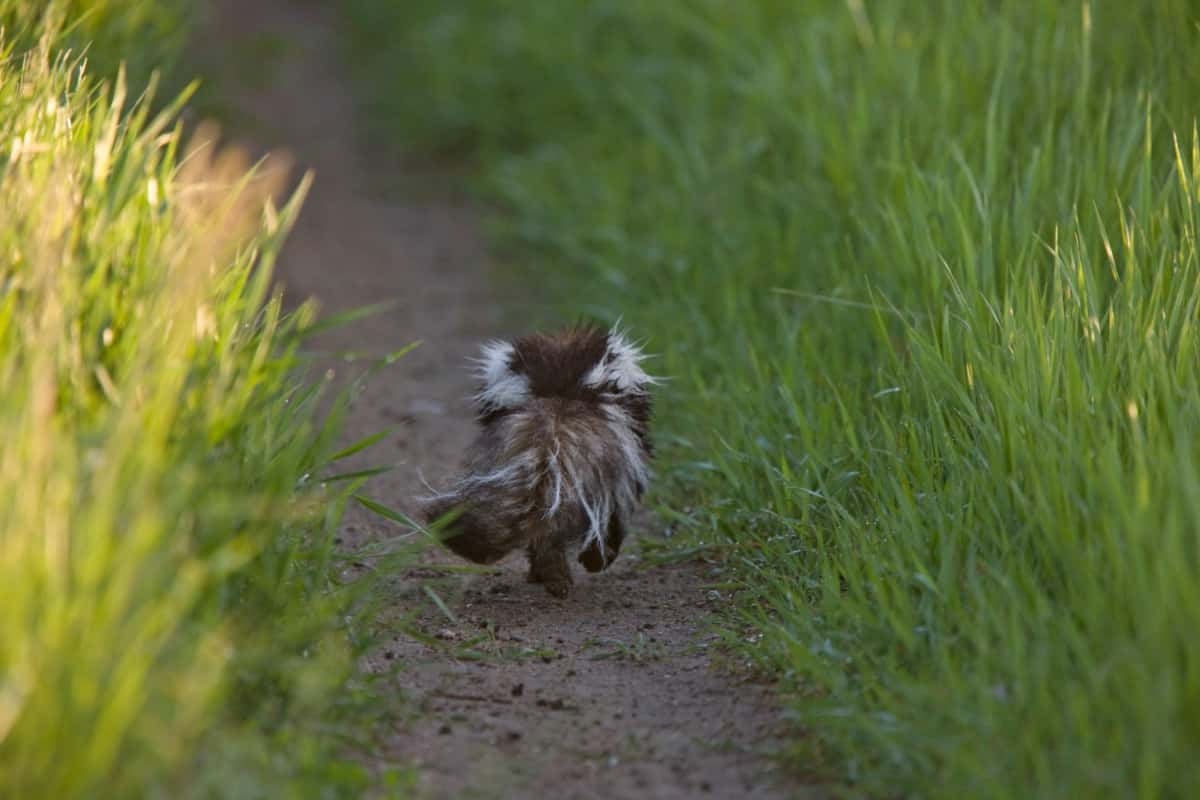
[205,3,812,798]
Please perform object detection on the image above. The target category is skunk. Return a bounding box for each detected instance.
[423,325,655,597]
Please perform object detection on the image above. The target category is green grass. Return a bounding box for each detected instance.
[344,1,1200,796]
[0,6,407,797]
[0,0,190,86]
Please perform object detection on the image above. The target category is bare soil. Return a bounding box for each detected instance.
[205,2,817,798]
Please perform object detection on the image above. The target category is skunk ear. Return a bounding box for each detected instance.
[473,340,530,412]
[582,327,656,393]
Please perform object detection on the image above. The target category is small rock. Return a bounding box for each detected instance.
[511,683,524,697]
[410,399,446,415]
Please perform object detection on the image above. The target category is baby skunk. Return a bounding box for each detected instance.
[423,325,654,598]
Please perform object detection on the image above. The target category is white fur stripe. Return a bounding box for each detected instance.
[582,326,658,393]
[473,340,530,410]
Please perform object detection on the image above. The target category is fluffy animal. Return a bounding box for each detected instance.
[422,325,655,598]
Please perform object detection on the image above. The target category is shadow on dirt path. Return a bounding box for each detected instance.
[205,2,818,797]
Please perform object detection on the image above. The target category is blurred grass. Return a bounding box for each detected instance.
[344,0,1200,796]
[0,0,190,86]
[0,3,408,797]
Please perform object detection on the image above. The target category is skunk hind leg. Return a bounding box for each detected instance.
[526,535,573,598]
[425,499,515,565]
[579,514,625,574]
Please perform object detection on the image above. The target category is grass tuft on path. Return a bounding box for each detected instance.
[344,1,1200,796]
